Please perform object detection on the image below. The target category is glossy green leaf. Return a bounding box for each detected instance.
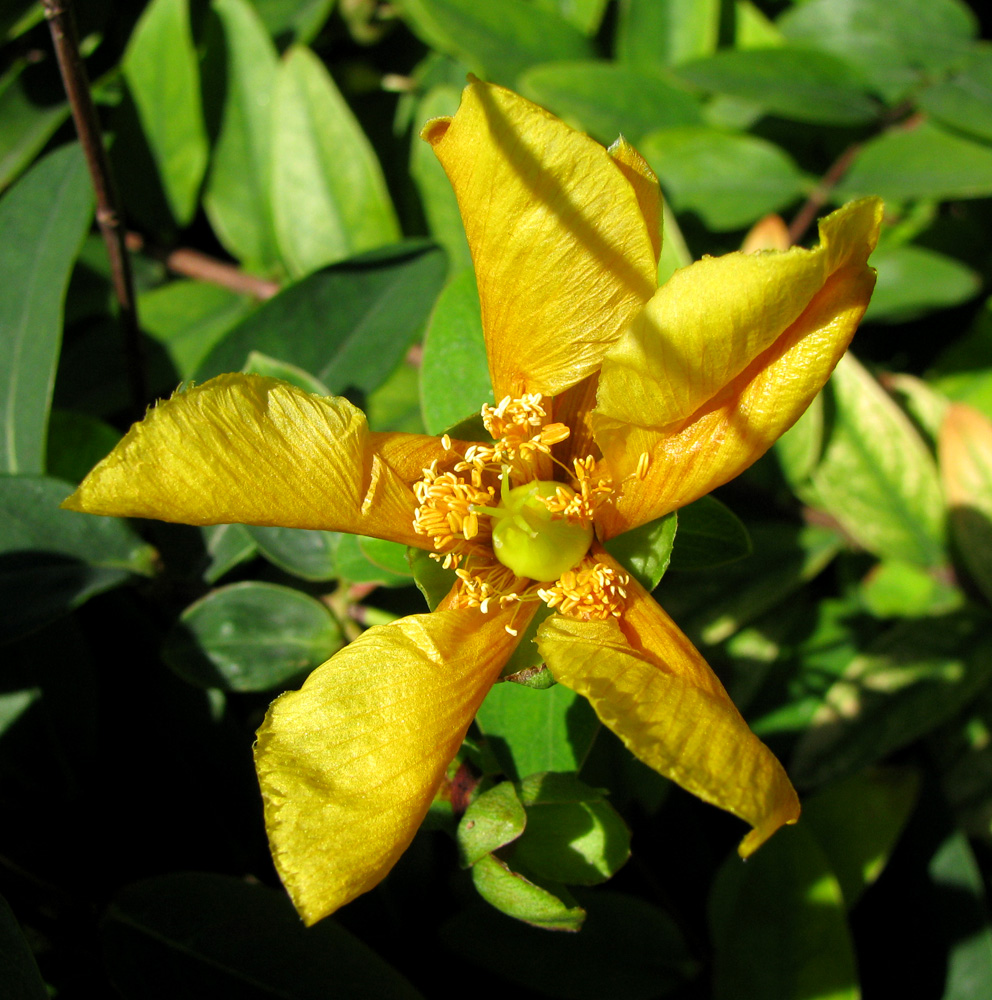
[803,768,920,908]
[241,352,331,395]
[101,873,424,999]
[408,545,456,610]
[458,781,527,866]
[709,824,859,1000]
[247,525,338,580]
[809,353,946,566]
[519,62,703,145]
[638,126,807,230]
[0,475,156,640]
[420,269,491,434]
[202,0,281,272]
[531,0,609,35]
[668,495,752,571]
[364,360,424,434]
[140,280,255,379]
[334,532,413,587]
[409,84,473,277]
[615,0,719,69]
[865,245,980,323]
[271,45,400,277]
[476,681,600,780]
[46,410,120,484]
[441,891,696,999]
[253,0,337,43]
[837,122,992,202]
[398,0,594,86]
[0,894,47,1000]
[508,773,630,886]
[791,612,992,787]
[357,537,415,579]
[164,582,342,691]
[859,559,963,619]
[0,144,92,475]
[779,0,977,103]
[201,523,256,584]
[676,46,879,125]
[604,511,677,591]
[919,48,992,143]
[122,0,209,225]
[470,853,585,931]
[0,58,70,191]
[197,243,446,394]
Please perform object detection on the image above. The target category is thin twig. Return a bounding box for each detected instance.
[43,0,147,414]
[787,141,863,246]
[125,233,280,300]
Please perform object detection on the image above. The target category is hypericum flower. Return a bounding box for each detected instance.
[64,79,881,926]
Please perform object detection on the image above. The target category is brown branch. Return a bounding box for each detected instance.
[787,141,864,246]
[42,0,147,414]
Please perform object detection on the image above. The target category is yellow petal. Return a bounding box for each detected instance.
[62,374,440,548]
[537,606,799,858]
[423,78,658,399]
[608,136,662,267]
[593,197,882,482]
[598,260,877,537]
[255,603,525,923]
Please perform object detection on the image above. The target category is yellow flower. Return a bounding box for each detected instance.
[64,79,881,926]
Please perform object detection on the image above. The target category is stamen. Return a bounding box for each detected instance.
[538,556,628,620]
[635,452,650,481]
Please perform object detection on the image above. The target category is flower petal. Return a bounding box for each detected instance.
[537,597,799,857]
[255,603,526,923]
[593,198,882,479]
[598,260,878,537]
[62,374,445,547]
[423,78,658,399]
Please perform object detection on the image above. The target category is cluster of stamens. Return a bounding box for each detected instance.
[412,394,628,627]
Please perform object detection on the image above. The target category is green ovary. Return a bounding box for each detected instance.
[484,481,593,582]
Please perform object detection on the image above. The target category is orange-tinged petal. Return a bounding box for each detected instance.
[62,374,441,548]
[255,603,525,923]
[423,78,658,399]
[537,605,799,858]
[593,198,882,476]
[597,261,878,537]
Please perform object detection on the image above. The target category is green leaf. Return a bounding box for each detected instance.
[458,781,527,866]
[0,893,48,1000]
[408,545,455,610]
[837,122,992,202]
[202,0,282,272]
[270,45,400,277]
[637,126,807,230]
[779,0,977,103]
[669,495,752,570]
[45,410,120,484]
[604,511,677,590]
[409,84,473,276]
[122,0,209,225]
[919,48,992,143]
[140,280,255,379]
[441,890,696,999]
[201,523,257,583]
[101,873,425,999]
[809,353,946,566]
[364,360,425,434]
[334,532,413,587]
[420,269,492,434]
[253,0,337,43]
[519,62,703,145]
[709,824,859,1000]
[196,243,447,395]
[241,352,331,395]
[928,298,992,421]
[357,537,415,579]
[802,767,920,908]
[247,525,338,580]
[508,773,630,886]
[531,0,609,35]
[615,0,719,69]
[0,58,70,191]
[0,144,93,475]
[0,475,156,641]
[859,559,964,619]
[470,853,585,931]
[865,245,980,323]
[676,46,879,125]
[163,581,342,691]
[790,612,992,787]
[476,681,600,780]
[398,0,594,87]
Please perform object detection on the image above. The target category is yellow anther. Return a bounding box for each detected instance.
[538,557,628,620]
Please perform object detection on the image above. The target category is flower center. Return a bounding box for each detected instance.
[478,480,593,582]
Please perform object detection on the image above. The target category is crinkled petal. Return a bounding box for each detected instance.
[62,374,445,547]
[255,603,526,924]
[423,78,658,400]
[537,594,799,857]
[593,198,882,485]
[597,260,878,537]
